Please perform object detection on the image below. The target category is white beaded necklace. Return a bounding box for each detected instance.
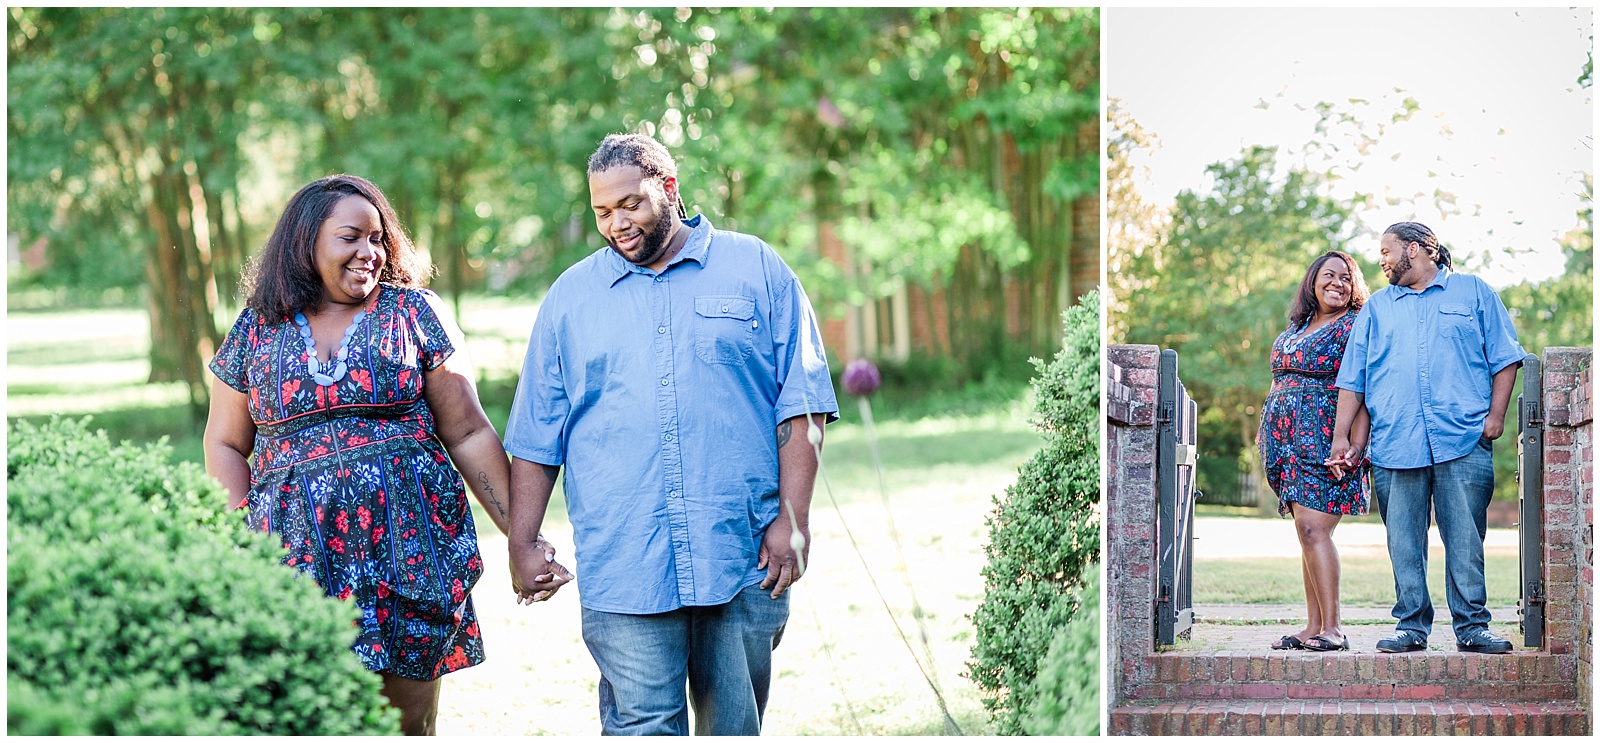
[293,305,369,386]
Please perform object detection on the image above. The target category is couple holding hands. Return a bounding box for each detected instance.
[1258,223,1524,655]
[204,134,837,735]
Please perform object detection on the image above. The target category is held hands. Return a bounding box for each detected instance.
[510,533,574,605]
[1324,436,1359,479]
[758,517,809,599]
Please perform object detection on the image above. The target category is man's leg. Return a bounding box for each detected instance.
[686,583,790,735]
[581,606,692,735]
[1372,465,1435,641]
[1431,439,1496,638]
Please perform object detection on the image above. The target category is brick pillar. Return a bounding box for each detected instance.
[1107,344,1161,707]
[1541,346,1593,727]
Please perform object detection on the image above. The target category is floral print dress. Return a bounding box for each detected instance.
[210,285,485,680]
[1257,310,1369,517]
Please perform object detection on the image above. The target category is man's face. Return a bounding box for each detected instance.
[1378,233,1418,287]
[589,165,677,268]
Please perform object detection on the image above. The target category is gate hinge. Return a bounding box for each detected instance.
[1158,582,1171,604]
[1159,401,1175,424]
[1525,400,1544,426]
[1524,581,1546,606]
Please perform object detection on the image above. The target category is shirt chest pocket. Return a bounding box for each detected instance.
[1437,303,1477,339]
[694,295,758,365]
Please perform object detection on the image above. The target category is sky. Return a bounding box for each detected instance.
[1107,6,1593,288]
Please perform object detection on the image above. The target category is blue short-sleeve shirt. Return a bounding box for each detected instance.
[503,215,839,614]
[1334,268,1524,469]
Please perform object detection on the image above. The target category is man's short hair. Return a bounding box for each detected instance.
[587,133,678,183]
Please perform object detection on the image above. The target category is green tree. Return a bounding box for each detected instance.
[8,8,339,420]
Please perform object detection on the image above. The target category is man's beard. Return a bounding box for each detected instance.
[1385,250,1413,286]
[608,193,676,267]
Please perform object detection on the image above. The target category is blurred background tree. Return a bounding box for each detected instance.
[8,7,1100,423]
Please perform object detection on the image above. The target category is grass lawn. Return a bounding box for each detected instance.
[7,296,1050,736]
[1196,549,1520,609]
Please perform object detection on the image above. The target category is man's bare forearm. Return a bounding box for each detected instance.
[776,414,827,528]
[1331,389,1365,443]
[1488,363,1519,421]
[509,457,559,549]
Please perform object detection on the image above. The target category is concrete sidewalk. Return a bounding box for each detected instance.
[1193,517,1518,560]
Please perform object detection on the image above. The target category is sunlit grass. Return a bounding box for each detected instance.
[1196,546,1519,607]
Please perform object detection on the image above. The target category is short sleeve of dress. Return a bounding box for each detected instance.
[209,310,257,393]
[406,289,458,371]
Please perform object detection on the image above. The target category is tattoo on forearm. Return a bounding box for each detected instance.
[478,471,507,518]
[776,419,794,449]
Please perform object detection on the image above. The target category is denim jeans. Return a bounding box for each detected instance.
[580,582,789,735]
[1371,437,1495,640]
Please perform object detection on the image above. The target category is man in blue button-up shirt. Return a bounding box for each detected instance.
[1328,222,1524,655]
[502,134,839,735]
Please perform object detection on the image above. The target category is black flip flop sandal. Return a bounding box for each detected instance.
[1303,635,1349,652]
[1271,635,1305,650]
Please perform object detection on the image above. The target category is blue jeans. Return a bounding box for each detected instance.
[1371,438,1495,640]
[580,583,789,735]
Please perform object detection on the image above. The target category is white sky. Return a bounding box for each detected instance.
[1107,6,1593,288]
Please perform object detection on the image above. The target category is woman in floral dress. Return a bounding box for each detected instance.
[1257,250,1371,653]
[203,175,571,734]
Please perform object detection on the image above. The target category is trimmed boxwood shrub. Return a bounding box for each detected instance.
[1022,564,1100,736]
[6,418,399,735]
[966,291,1101,735]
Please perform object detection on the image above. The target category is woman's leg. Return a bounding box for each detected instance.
[381,672,442,736]
[1290,503,1324,641]
[1294,506,1346,644]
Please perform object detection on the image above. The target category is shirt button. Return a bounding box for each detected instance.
[660,377,669,386]
[720,304,729,312]
[655,276,664,283]
[657,326,666,334]
[664,433,676,442]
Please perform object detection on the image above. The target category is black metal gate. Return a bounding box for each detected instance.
[1156,349,1200,647]
[1516,353,1544,649]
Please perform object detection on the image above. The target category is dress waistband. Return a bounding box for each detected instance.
[255,399,425,440]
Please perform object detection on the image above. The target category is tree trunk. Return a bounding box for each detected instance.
[143,159,219,426]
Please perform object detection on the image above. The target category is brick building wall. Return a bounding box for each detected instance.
[1106,343,1161,707]
[1541,346,1593,727]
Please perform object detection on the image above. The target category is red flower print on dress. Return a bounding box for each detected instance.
[281,378,301,401]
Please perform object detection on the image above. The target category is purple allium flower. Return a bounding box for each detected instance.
[842,358,881,397]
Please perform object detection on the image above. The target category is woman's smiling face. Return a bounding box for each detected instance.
[314,195,386,307]
[1313,255,1353,314]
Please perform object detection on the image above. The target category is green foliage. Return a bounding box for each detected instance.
[1493,174,1593,500]
[6,418,399,735]
[1021,564,1100,737]
[967,291,1100,735]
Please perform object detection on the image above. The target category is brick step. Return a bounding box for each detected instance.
[1109,700,1590,736]
[1128,650,1578,701]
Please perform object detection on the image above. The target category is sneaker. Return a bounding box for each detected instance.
[1455,629,1513,654]
[1376,631,1427,653]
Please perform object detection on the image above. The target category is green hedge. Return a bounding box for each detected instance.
[966,291,1101,735]
[6,418,399,735]
[1022,564,1100,736]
